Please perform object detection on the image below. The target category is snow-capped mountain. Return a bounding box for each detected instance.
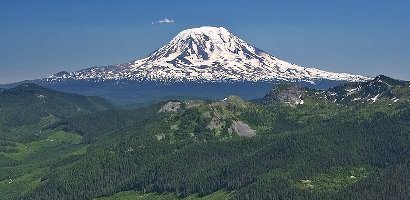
[47,26,369,83]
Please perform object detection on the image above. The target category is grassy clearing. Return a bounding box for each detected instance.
[1,130,82,161]
[0,166,44,200]
[296,166,371,193]
[0,129,86,200]
[0,115,59,142]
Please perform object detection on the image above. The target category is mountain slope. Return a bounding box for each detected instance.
[47,26,368,83]
[259,75,410,106]
[0,84,114,199]
[0,83,113,133]
[13,76,409,200]
[325,75,410,104]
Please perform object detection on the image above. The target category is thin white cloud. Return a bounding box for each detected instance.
[152,18,175,24]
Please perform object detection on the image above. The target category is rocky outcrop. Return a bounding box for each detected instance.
[262,84,304,106]
[231,121,256,137]
[159,101,181,113]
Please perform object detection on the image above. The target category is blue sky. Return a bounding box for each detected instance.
[0,0,409,83]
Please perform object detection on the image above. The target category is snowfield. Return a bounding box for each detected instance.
[47,26,370,83]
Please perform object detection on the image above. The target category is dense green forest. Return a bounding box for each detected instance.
[0,77,409,200]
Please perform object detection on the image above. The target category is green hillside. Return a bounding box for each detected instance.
[0,84,113,199]
[1,77,409,200]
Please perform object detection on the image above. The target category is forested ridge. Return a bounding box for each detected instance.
[0,77,409,200]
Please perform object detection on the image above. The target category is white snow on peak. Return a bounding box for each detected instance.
[48,26,370,83]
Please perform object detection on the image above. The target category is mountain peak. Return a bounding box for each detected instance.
[372,74,406,86]
[172,26,235,45]
[143,26,259,64]
[47,26,370,83]
[176,26,230,36]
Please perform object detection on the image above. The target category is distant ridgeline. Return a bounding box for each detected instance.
[26,78,349,104]
[0,75,408,200]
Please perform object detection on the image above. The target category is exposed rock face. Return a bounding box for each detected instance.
[262,84,304,106]
[159,101,181,113]
[231,121,256,137]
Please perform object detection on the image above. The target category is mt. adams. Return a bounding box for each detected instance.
[13,26,369,104]
[48,26,367,83]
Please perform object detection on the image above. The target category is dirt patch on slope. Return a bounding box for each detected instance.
[231,121,256,137]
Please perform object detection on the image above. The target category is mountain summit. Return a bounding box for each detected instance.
[47,26,368,83]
